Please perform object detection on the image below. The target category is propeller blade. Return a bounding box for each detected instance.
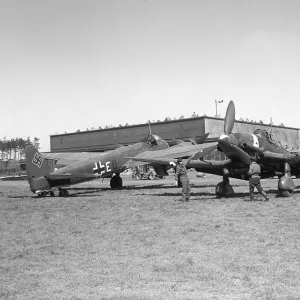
[229,144,251,165]
[224,100,235,134]
[187,144,217,162]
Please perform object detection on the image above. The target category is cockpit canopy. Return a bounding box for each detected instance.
[253,129,281,146]
[140,134,163,147]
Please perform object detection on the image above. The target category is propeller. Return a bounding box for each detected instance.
[185,143,218,163]
[228,144,251,165]
[224,100,235,134]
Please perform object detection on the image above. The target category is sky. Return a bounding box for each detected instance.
[1,0,300,151]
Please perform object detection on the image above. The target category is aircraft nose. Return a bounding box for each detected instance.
[218,134,238,152]
[218,135,230,152]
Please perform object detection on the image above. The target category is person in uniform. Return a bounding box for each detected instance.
[248,157,269,201]
[175,158,191,201]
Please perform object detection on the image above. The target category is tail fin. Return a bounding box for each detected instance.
[25,145,56,193]
[25,145,55,178]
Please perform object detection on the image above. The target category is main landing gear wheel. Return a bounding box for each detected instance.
[215,176,234,198]
[279,190,293,197]
[110,173,123,189]
[58,188,69,197]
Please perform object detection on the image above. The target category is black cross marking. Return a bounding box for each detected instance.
[93,162,106,175]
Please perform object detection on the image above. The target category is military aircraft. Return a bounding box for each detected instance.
[132,101,300,197]
[25,134,169,197]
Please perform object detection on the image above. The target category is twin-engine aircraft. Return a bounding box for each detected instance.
[25,133,210,197]
[25,134,169,197]
[132,101,300,197]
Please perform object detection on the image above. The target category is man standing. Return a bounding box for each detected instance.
[175,158,191,201]
[248,157,269,201]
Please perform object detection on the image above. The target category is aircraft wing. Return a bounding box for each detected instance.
[123,160,149,169]
[129,144,218,166]
[262,151,300,166]
[128,156,177,166]
[187,159,232,176]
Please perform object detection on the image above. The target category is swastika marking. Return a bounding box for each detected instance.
[32,152,44,168]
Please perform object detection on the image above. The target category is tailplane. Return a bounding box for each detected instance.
[25,145,55,193]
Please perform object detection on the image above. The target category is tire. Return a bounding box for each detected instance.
[148,172,155,180]
[59,189,69,197]
[110,176,123,189]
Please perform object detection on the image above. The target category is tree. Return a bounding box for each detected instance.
[33,137,40,150]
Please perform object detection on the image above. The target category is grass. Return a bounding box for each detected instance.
[1,175,300,299]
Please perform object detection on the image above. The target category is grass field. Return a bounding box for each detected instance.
[1,174,300,300]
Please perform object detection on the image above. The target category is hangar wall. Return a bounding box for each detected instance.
[50,118,206,152]
[50,116,300,152]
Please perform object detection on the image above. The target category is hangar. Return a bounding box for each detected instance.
[50,116,300,153]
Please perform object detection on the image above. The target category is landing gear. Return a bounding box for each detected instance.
[110,173,123,189]
[278,162,295,197]
[58,188,69,197]
[37,191,55,197]
[215,175,234,198]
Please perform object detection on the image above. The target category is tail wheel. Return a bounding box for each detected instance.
[59,189,69,197]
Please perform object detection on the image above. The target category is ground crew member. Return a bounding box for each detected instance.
[175,158,191,201]
[248,157,269,201]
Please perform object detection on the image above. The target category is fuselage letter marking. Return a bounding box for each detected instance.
[106,161,111,172]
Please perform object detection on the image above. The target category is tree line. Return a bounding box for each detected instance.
[0,137,40,161]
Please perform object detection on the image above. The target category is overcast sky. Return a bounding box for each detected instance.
[1,0,300,151]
